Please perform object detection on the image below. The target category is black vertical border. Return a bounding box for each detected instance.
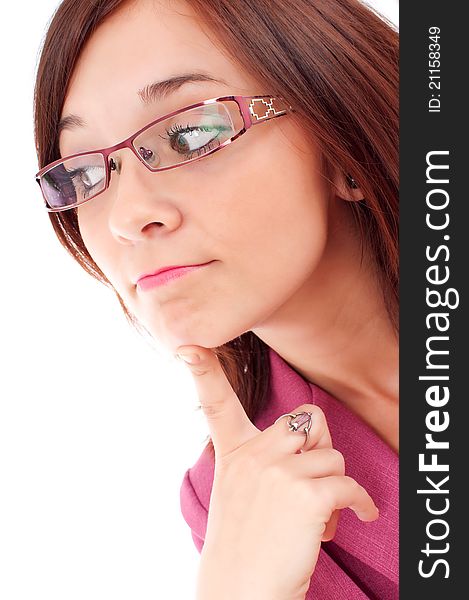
[400,2,467,597]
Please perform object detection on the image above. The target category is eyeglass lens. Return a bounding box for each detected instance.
[40,100,243,210]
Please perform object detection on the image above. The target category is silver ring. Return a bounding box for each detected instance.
[274,411,313,448]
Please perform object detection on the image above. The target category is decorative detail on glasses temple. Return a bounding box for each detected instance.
[248,96,293,123]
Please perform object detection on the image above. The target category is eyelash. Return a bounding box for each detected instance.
[67,168,101,195]
[162,122,224,159]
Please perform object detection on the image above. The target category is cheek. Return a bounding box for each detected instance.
[198,129,330,307]
[76,203,116,282]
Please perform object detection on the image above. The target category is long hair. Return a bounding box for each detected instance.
[34,0,398,458]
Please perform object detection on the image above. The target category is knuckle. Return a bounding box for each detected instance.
[187,362,211,377]
[343,475,361,492]
[298,481,332,518]
[328,448,346,472]
[293,479,315,505]
[311,405,327,424]
[199,397,227,419]
[315,482,336,507]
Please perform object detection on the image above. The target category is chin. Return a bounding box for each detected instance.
[140,296,259,351]
[166,332,234,353]
[159,321,252,353]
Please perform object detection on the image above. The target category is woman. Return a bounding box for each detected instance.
[33,0,398,598]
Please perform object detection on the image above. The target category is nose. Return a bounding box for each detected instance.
[107,152,183,245]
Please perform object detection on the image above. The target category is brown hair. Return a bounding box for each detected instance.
[34,0,398,458]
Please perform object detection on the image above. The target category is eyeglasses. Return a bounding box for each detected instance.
[35,95,294,212]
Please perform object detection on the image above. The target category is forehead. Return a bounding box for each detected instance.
[60,0,257,150]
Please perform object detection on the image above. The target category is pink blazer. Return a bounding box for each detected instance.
[180,347,399,599]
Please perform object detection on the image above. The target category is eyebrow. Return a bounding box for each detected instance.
[138,72,227,105]
[58,72,228,136]
[57,114,87,135]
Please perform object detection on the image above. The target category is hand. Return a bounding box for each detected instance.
[176,345,379,600]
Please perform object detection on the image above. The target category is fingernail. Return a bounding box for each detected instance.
[177,351,200,364]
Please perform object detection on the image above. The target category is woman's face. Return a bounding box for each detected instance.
[60,0,340,353]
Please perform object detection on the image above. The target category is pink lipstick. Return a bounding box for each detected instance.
[136,262,214,291]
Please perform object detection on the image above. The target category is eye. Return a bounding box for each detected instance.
[69,165,105,189]
[132,104,237,167]
[166,123,222,153]
[83,165,106,188]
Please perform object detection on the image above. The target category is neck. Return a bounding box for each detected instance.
[251,199,399,454]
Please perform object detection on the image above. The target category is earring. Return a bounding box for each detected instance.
[346,174,358,189]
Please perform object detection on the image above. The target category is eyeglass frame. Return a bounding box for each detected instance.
[35,94,295,213]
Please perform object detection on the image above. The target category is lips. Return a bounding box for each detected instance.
[136,261,215,291]
[136,262,213,285]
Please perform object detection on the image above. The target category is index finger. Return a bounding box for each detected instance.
[176,345,259,457]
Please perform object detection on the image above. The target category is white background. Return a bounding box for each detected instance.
[0,1,397,598]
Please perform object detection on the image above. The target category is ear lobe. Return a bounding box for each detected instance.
[332,170,365,202]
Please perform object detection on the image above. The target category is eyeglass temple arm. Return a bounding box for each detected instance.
[245,96,295,126]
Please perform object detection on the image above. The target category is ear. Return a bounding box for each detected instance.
[331,167,365,202]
